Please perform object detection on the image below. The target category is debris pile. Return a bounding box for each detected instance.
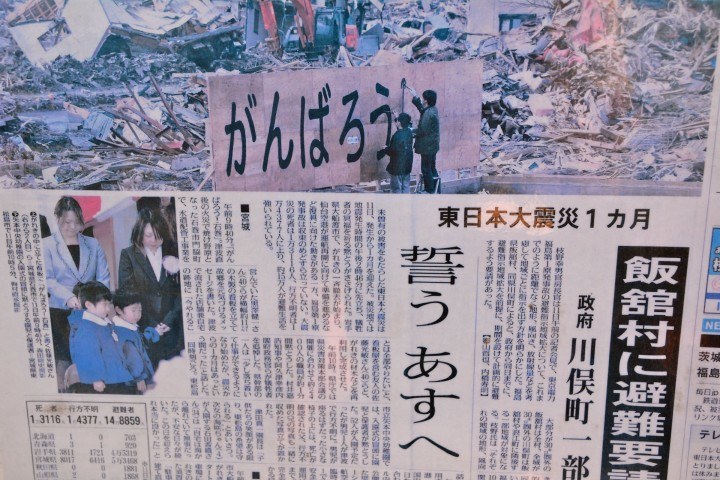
[0,69,212,189]
[382,2,469,63]
[476,0,718,182]
[5,0,242,67]
[0,0,717,190]
[0,0,230,190]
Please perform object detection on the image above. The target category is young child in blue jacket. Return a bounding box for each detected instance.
[112,289,155,393]
[68,281,134,394]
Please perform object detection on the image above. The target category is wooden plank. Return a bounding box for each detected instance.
[208,60,483,191]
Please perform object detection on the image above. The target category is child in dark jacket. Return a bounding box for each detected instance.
[68,281,134,394]
[112,289,155,393]
[380,112,414,193]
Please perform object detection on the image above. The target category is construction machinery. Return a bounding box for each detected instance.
[257,0,363,55]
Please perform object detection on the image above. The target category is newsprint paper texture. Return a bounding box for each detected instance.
[1,2,720,480]
[0,140,719,479]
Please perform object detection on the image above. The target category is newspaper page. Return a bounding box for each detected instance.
[0,0,719,479]
[0,181,714,479]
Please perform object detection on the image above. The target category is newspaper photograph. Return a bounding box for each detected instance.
[41,195,183,394]
[0,181,716,479]
[0,0,716,195]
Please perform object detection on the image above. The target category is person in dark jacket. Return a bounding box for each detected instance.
[380,112,414,193]
[118,208,183,369]
[411,89,440,193]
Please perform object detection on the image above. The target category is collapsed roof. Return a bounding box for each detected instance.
[7,0,226,66]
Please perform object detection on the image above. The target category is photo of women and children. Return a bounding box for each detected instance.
[42,195,184,394]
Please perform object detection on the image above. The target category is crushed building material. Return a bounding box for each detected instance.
[0,0,717,191]
[6,0,241,66]
[475,0,718,183]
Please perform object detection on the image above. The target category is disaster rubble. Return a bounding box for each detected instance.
[0,0,717,190]
[0,44,214,190]
[0,0,239,190]
[473,0,718,183]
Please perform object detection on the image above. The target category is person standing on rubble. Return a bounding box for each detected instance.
[380,112,414,193]
[411,89,440,193]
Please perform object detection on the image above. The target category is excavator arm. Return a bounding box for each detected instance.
[289,0,316,49]
[258,0,282,53]
[259,0,362,54]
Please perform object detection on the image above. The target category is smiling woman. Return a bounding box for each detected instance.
[42,196,110,383]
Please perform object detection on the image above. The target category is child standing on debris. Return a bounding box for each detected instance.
[112,289,157,394]
[68,282,134,394]
[380,112,414,193]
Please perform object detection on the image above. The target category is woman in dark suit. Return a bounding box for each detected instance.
[118,208,183,368]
